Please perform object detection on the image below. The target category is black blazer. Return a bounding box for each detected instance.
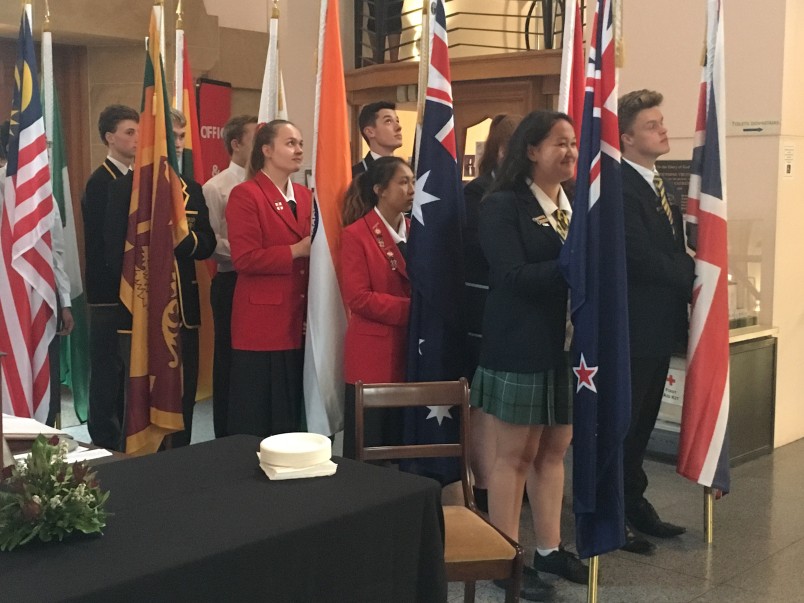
[81,159,126,304]
[104,173,216,329]
[478,183,568,373]
[621,161,694,358]
[351,152,375,178]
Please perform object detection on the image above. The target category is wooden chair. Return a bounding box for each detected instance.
[355,378,523,603]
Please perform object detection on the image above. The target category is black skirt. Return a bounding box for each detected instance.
[228,349,305,437]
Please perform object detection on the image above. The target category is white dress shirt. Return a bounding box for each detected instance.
[106,154,131,175]
[528,180,572,233]
[373,206,407,243]
[623,157,659,194]
[203,161,247,273]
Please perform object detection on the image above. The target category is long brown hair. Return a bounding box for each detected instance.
[478,114,522,177]
[342,157,411,226]
[247,119,294,178]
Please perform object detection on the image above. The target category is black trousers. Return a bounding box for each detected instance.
[170,327,200,448]
[88,305,126,451]
[623,355,671,507]
[210,271,237,438]
[46,333,60,427]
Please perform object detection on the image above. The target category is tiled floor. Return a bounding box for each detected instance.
[62,399,804,602]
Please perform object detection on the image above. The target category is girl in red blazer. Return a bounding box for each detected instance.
[225,120,312,437]
[340,157,414,458]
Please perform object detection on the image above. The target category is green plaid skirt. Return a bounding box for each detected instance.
[470,359,573,426]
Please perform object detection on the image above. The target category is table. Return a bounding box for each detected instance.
[1,435,447,602]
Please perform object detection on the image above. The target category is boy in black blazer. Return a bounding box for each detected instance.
[619,90,695,552]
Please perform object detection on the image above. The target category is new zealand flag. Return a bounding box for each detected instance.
[403,0,466,485]
[559,0,632,559]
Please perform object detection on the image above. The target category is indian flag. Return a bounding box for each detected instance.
[303,0,351,435]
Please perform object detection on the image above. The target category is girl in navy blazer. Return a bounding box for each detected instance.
[472,111,588,596]
[340,157,414,459]
[225,120,312,437]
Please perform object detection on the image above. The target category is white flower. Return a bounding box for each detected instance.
[31,495,42,504]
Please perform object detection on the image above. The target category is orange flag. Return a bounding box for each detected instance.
[302,0,351,435]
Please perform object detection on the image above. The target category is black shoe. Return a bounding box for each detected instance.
[627,498,686,538]
[494,567,555,602]
[472,486,488,513]
[532,546,589,584]
[621,522,657,556]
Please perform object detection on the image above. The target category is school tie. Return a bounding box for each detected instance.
[553,208,570,241]
[653,173,675,231]
[287,198,297,219]
[395,240,407,260]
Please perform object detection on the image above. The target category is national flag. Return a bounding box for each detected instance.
[558,0,586,144]
[0,7,57,422]
[559,0,631,559]
[121,7,189,455]
[677,0,730,493]
[175,22,214,401]
[303,0,350,436]
[403,0,465,485]
[258,3,288,122]
[175,32,205,183]
[41,28,90,422]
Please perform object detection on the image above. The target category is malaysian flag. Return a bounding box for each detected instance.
[403,0,465,484]
[0,7,57,422]
[677,0,730,493]
[559,0,631,558]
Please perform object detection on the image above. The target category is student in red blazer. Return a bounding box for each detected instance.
[225,120,312,437]
[340,157,414,458]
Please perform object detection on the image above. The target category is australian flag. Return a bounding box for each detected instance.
[559,0,631,559]
[403,0,466,485]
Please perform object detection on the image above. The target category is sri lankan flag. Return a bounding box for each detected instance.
[121,7,189,455]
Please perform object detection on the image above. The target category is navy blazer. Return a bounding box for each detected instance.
[621,161,694,358]
[478,183,568,373]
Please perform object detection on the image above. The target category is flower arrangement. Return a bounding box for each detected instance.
[0,435,109,551]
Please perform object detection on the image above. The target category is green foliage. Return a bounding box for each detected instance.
[0,435,109,551]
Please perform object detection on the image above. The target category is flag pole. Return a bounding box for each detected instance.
[174,0,184,111]
[413,0,430,173]
[704,486,714,543]
[587,555,599,603]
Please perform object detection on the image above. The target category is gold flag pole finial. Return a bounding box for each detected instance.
[272,0,280,20]
[176,0,184,29]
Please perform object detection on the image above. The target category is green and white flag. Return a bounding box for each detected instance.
[42,29,89,422]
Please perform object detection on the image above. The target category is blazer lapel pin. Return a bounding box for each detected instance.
[533,215,550,226]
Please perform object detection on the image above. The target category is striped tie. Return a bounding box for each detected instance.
[553,208,570,240]
[653,173,675,231]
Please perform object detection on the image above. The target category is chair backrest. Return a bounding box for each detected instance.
[354,378,474,506]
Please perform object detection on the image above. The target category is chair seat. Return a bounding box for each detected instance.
[443,505,517,563]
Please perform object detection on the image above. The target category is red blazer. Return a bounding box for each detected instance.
[342,212,411,384]
[226,171,311,351]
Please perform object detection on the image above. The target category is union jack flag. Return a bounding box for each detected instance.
[559,0,631,558]
[403,0,465,484]
[0,8,57,421]
[677,0,730,493]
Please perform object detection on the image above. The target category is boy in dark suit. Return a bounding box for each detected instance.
[82,104,139,451]
[352,101,403,177]
[618,90,695,553]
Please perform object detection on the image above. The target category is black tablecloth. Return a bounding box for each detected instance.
[2,435,447,602]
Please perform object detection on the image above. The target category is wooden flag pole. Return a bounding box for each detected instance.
[587,555,599,603]
[704,486,714,543]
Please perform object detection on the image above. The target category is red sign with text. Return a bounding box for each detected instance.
[197,79,232,182]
